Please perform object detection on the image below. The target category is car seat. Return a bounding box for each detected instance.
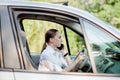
[20,31,39,69]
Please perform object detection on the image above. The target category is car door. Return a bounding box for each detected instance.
[9,4,120,80]
[0,5,23,80]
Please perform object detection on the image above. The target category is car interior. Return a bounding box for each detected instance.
[20,29,92,72]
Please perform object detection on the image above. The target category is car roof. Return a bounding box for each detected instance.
[1,0,120,38]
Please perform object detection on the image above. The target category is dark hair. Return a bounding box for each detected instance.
[41,29,58,52]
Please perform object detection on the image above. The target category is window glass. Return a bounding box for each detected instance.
[83,20,120,74]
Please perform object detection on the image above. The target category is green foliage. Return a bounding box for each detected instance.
[23,20,68,52]
[81,0,120,29]
[27,0,120,29]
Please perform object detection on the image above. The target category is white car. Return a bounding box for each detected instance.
[0,1,120,80]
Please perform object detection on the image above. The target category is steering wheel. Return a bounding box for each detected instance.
[66,48,88,72]
[75,48,89,70]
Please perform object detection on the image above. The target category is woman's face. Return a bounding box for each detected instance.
[51,32,62,48]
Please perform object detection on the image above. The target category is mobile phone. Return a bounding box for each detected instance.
[57,44,64,50]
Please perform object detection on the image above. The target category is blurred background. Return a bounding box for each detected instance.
[19,0,120,53]
[27,0,120,29]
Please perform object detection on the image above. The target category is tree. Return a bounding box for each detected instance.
[80,0,120,29]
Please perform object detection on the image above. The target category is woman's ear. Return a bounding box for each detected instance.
[49,38,54,43]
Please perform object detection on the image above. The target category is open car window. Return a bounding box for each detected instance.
[22,19,67,54]
[21,15,90,72]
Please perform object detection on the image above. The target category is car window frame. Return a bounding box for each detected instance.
[0,9,2,68]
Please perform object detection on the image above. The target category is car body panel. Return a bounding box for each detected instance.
[13,70,120,80]
[0,70,14,80]
[0,1,120,80]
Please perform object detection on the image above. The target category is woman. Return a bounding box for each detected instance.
[38,29,68,71]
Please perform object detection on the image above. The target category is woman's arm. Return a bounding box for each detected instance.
[64,52,85,72]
